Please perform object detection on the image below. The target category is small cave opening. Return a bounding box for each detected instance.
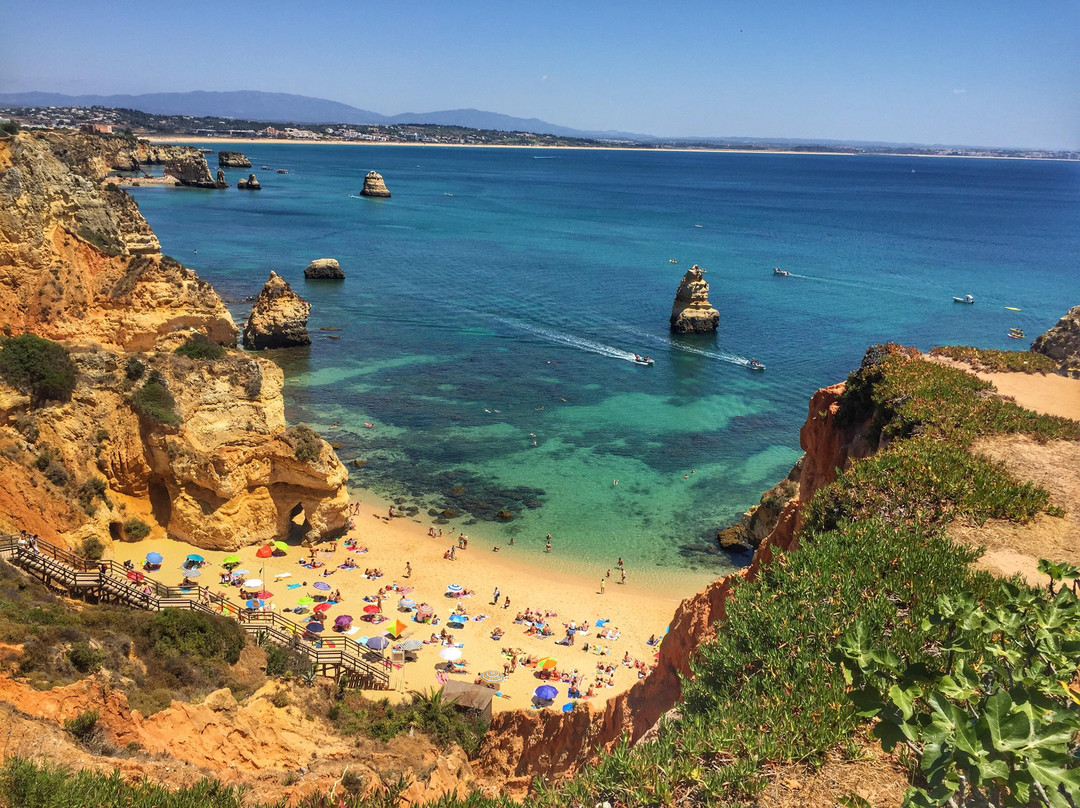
[148,479,172,527]
[287,502,311,541]
[109,521,123,542]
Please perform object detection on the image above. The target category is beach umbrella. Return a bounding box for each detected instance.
[562,703,575,712]
[297,596,314,606]
[223,555,241,565]
[386,620,407,638]
[186,554,204,563]
[399,639,423,652]
[255,590,273,599]
[537,657,558,670]
[362,604,381,614]
[273,540,289,552]
[245,598,264,609]
[312,581,331,591]
[439,647,462,661]
[256,545,273,558]
[313,602,332,614]
[334,614,353,628]
[243,578,263,589]
[534,685,558,701]
[398,598,416,609]
[446,583,463,594]
[366,636,390,650]
[232,569,249,576]
[305,621,324,633]
[179,568,202,578]
[416,604,434,616]
[146,551,163,564]
[479,670,505,685]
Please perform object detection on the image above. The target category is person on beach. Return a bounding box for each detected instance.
[600,578,605,594]
[503,595,510,609]
[545,535,552,553]
[620,568,626,584]
[405,562,412,578]
[617,557,624,569]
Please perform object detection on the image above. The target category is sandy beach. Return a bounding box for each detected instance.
[113,485,690,713]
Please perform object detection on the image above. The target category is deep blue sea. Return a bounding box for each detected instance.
[129,145,1080,590]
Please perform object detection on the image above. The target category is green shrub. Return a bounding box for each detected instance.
[62,710,100,742]
[124,356,145,382]
[288,424,323,463]
[0,121,19,136]
[123,518,151,540]
[66,642,103,674]
[930,345,1058,374]
[174,334,227,361]
[43,461,69,487]
[131,374,180,426]
[144,610,245,666]
[79,536,105,561]
[0,334,78,404]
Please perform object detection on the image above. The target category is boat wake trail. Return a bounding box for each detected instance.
[616,327,755,368]
[492,316,640,363]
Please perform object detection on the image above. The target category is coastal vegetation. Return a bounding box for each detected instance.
[0,334,78,405]
[174,333,227,361]
[130,370,180,426]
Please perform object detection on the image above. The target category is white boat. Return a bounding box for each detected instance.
[953,294,974,304]
[773,267,790,276]
[632,355,654,366]
[747,359,766,371]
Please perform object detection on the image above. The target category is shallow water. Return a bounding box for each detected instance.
[130,146,1080,590]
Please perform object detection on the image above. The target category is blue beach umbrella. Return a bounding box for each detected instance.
[534,685,558,701]
[446,583,463,594]
[306,622,325,633]
[246,598,264,609]
[312,581,331,591]
[366,636,390,650]
[146,551,163,564]
[186,554,204,563]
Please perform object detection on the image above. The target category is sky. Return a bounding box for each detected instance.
[1,0,1077,149]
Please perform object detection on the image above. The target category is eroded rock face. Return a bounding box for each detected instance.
[243,272,311,349]
[0,132,236,350]
[1032,304,1080,377]
[214,168,227,189]
[218,150,252,168]
[237,173,261,190]
[163,152,217,188]
[360,170,391,197]
[304,258,344,279]
[669,264,719,333]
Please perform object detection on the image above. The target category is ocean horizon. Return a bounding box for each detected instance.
[128,144,1080,592]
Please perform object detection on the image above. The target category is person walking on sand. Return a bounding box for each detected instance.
[405,561,412,578]
[600,578,605,595]
[492,586,500,605]
[617,557,624,570]
[620,568,626,585]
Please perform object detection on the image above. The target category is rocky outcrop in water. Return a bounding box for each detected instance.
[237,173,261,190]
[243,272,311,349]
[304,258,345,279]
[218,150,251,168]
[1032,304,1080,377]
[0,132,235,350]
[360,170,391,197]
[669,264,719,333]
[214,168,227,189]
[163,153,218,188]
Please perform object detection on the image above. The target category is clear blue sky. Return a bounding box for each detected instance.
[2,0,1077,148]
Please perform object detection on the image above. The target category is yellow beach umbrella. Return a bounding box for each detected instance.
[537,657,558,670]
[386,620,408,638]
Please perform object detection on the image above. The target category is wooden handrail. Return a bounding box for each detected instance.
[0,533,388,688]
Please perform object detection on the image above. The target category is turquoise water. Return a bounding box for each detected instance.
[129,146,1080,588]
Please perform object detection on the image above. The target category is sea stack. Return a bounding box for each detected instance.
[237,173,261,190]
[670,264,720,333]
[214,168,227,189]
[163,151,218,188]
[304,258,345,279]
[1031,303,1080,377]
[243,272,312,349]
[218,150,252,168]
[360,170,391,197]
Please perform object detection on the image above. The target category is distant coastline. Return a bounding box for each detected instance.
[146,135,1075,161]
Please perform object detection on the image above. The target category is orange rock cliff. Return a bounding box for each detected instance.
[0,130,348,550]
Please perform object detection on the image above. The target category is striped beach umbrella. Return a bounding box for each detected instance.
[416,604,434,616]
[398,598,416,609]
[179,568,202,578]
[479,670,505,684]
[446,583,463,594]
[537,656,558,670]
[399,639,423,651]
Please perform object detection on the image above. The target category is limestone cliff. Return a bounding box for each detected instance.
[0,132,235,350]
[360,170,391,197]
[0,130,348,551]
[1032,303,1080,377]
[217,150,252,168]
[669,264,719,333]
[243,272,312,349]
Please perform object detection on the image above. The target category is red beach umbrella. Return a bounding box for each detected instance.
[256,545,274,558]
[362,604,381,614]
[313,602,332,613]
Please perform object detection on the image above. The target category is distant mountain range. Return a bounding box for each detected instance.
[0,90,647,142]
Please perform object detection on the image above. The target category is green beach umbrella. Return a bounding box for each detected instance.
[297,596,314,606]
[273,541,289,553]
[223,555,241,565]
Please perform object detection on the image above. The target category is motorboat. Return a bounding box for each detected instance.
[747,359,766,371]
[953,295,974,304]
[773,267,790,276]
[632,355,654,366]
[1008,329,1025,339]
